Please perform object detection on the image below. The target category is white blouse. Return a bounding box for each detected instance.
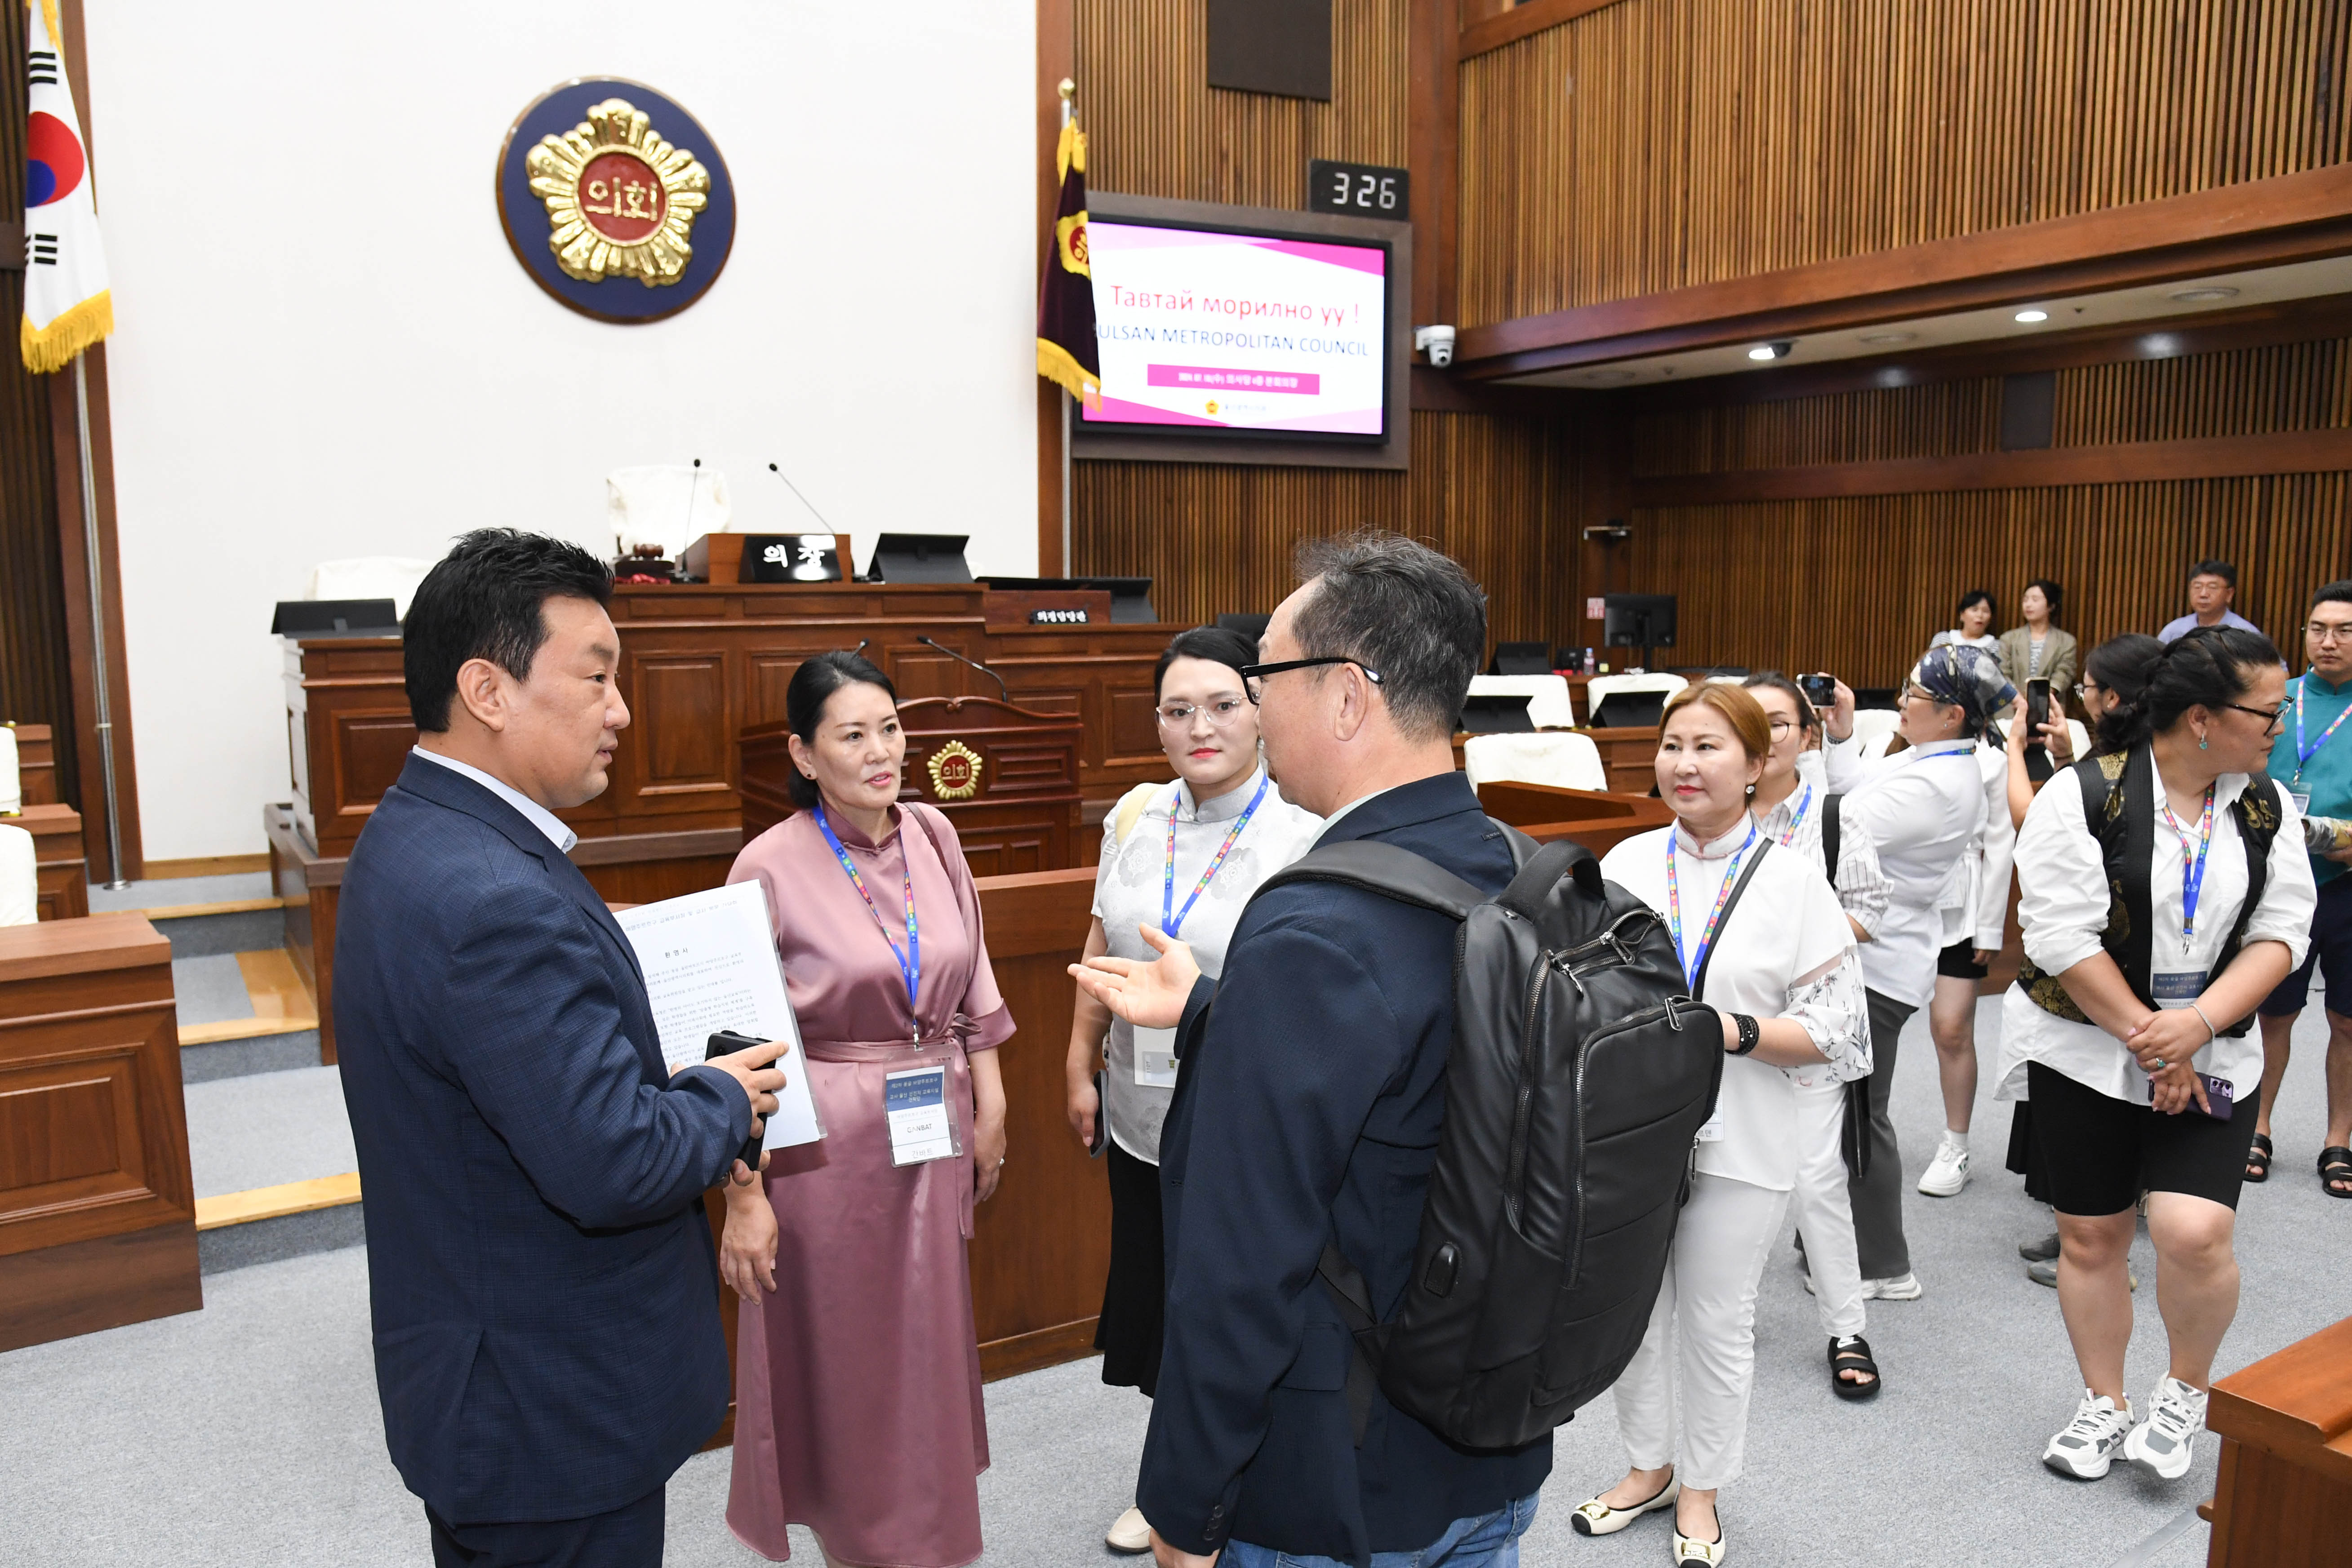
[1932,741,2016,954]
[1752,751,1891,940]
[1602,819,1870,1192]
[1994,756,2316,1106]
[1090,765,1322,1161]
[1823,736,1987,1006]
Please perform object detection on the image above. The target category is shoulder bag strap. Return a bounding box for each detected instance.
[1112,781,1165,848]
[1314,1241,1384,1448]
[1246,840,1485,923]
[1822,793,1843,893]
[1690,838,1774,1001]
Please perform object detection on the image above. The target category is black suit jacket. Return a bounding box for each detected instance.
[1138,772,1552,1563]
[333,755,750,1523]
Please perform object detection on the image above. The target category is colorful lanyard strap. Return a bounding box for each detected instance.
[814,804,921,1016]
[1666,821,1757,991]
[2155,785,2217,955]
[2294,675,2351,781]
[1163,773,1271,937]
[1775,783,1814,848]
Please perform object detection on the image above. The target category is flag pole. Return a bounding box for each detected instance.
[1058,77,1075,579]
[72,353,129,889]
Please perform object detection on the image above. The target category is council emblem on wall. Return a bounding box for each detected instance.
[925,741,985,802]
[496,79,735,323]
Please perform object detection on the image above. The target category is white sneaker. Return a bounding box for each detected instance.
[2043,1389,2136,1479]
[1918,1137,1970,1196]
[1105,1505,1152,1554]
[2123,1377,2208,1480]
[1863,1272,1922,1300]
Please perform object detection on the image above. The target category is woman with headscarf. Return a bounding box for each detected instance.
[1819,645,2016,1300]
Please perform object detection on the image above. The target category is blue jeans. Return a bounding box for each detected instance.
[1220,1493,1540,1568]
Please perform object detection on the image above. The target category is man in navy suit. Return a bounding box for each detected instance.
[335,529,790,1567]
[1073,533,1550,1568]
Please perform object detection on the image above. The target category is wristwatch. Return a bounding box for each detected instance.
[1729,1013,1762,1055]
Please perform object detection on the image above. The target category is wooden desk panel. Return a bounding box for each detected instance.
[9,722,58,805]
[2204,1314,2352,1565]
[0,913,199,1351]
[1477,781,1679,859]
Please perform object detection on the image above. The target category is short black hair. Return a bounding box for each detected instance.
[1291,531,1485,742]
[2026,578,2065,616]
[1956,589,1994,618]
[2189,559,2238,587]
[2312,579,2352,612]
[403,529,613,732]
[1154,626,1258,699]
[783,650,897,810]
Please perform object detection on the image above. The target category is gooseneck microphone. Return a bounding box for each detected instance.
[916,636,1009,702]
[768,461,838,533]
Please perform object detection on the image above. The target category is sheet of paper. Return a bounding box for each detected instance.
[615,881,823,1148]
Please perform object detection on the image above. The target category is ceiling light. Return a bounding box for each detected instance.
[1583,369,1636,385]
[2169,286,2240,303]
[2014,309,2049,323]
[1747,341,1793,361]
[1859,330,1916,345]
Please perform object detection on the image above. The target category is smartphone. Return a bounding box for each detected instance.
[1090,1067,1109,1158]
[1799,672,1836,709]
[2026,677,2051,738]
[707,1029,771,1172]
[2148,1071,2236,1122]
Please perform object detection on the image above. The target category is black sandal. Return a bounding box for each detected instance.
[2245,1132,2273,1183]
[2321,1146,2352,1199]
[1829,1335,1881,1401]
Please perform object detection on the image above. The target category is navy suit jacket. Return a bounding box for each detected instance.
[334,755,750,1524]
[1138,772,1552,1564]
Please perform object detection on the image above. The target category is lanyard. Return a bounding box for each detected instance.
[1666,822,1757,991]
[2154,785,2217,955]
[2293,675,2351,781]
[1163,773,1271,937]
[814,804,921,1017]
[1774,783,1814,848]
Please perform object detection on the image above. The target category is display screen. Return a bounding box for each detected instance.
[1081,219,1388,439]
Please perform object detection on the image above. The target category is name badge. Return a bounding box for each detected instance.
[1133,1025,1180,1089]
[2290,791,2313,816]
[2150,971,2204,1010]
[883,1065,961,1166]
[1694,1107,1727,1143]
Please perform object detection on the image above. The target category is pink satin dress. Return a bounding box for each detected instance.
[723,802,1014,1568]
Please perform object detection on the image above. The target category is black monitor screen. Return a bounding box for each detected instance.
[1603,594,1677,650]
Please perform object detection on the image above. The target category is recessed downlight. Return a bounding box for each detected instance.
[2169,286,2240,303]
[2014,309,2050,323]
[1747,341,1793,361]
[1858,330,1916,345]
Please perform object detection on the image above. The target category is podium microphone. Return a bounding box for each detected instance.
[916,636,1008,702]
[768,461,838,533]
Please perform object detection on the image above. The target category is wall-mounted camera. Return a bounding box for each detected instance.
[1414,324,1457,367]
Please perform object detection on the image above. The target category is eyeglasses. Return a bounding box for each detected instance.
[1766,717,1800,737]
[1238,657,1383,704]
[2073,682,2097,702]
[1156,696,1252,728]
[2221,701,2290,735]
[2309,621,2352,644]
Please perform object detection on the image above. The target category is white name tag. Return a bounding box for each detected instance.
[1133,1025,1180,1089]
[2150,971,2203,1011]
[1694,1107,1727,1143]
[2291,791,2313,816]
[883,1065,960,1166]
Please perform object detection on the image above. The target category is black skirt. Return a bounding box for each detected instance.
[1094,1139,1165,1395]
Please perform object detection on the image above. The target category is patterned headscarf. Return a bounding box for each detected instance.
[1912,644,2017,732]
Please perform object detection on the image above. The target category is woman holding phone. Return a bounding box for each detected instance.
[1995,629,2313,1483]
[719,650,1014,1568]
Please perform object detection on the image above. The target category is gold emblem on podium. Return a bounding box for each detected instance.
[925,740,984,802]
[525,98,710,286]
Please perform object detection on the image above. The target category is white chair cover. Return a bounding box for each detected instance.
[306,558,436,620]
[1464,731,1609,793]
[607,465,732,559]
[1466,674,1577,729]
[2067,719,2092,759]
[1849,708,1902,750]
[0,824,36,926]
[0,726,18,814]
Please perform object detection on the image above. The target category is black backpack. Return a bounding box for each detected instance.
[1247,832,1723,1452]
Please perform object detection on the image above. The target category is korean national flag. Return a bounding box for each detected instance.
[21,0,112,373]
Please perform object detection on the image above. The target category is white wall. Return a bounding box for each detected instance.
[85,2,1039,860]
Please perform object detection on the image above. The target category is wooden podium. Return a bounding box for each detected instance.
[2202,1314,2352,1564]
[1476,780,1677,857]
[740,697,1083,877]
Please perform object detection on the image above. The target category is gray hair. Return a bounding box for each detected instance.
[1291,531,1486,742]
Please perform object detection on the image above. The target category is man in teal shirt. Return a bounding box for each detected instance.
[2254,580,2352,1198]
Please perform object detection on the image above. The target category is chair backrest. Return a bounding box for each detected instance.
[0,824,36,927]
[2067,718,2092,758]
[0,726,18,815]
[1466,674,1576,728]
[1463,731,1609,793]
[306,558,436,620]
[606,464,732,560]
[1850,708,1902,748]
[1586,672,1687,728]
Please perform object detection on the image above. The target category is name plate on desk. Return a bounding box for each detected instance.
[740,533,844,584]
[1031,607,1089,625]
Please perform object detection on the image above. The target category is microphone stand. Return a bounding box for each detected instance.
[916,636,1008,702]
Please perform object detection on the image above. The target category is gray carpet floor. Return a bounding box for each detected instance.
[173,953,258,1027]
[89,871,275,911]
[9,1000,2346,1567]
[184,1064,359,1199]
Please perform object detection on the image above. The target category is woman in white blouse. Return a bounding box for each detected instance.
[1062,626,1321,1555]
[1575,683,1869,1567]
[1928,589,2000,653]
[1996,628,2312,1484]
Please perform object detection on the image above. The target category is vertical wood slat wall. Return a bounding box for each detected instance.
[1457,0,2352,324]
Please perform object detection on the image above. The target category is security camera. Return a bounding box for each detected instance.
[1414,324,1457,367]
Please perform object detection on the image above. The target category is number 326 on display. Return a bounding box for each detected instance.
[1307,160,1409,219]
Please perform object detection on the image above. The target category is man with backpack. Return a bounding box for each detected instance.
[1071,533,1713,1568]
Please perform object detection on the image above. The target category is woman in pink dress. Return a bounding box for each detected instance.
[719,649,1012,1568]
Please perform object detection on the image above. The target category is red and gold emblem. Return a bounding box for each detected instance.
[525,98,709,286]
[925,740,984,802]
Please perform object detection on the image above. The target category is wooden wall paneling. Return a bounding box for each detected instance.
[1407,0,1460,326]
[1455,0,2352,328]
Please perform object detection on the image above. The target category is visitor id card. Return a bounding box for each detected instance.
[1133,1025,1180,1089]
[2290,791,2313,816]
[2150,971,2204,1009]
[883,1065,961,1167]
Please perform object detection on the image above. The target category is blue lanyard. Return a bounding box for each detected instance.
[1162,773,1270,937]
[1665,822,1757,989]
[2293,675,2351,781]
[813,804,921,1014]
[1775,783,1814,847]
[2155,786,2217,956]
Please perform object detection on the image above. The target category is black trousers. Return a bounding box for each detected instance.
[1094,1138,1166,1396]
[427,1488,664,1568]
[1849,988,1917,1279]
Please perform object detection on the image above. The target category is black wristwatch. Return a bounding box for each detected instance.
[1729,1013,1761,1055]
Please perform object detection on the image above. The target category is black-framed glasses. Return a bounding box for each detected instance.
[2221,701,2289,735]
[1238,657,1383,704]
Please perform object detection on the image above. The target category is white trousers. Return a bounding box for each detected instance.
[1788,1077,1867,1339]
[1611,1173,1790,1491]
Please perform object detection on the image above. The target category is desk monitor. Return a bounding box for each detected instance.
[1488,642,1551,676]
[271,599,400,637]
[1457,693,1536,734]
[867,533,974,584]
[1602,594,1677,654]
[1589,689,1670,729]
[1216,613,1272,643]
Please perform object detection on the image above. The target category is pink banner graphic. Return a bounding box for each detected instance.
[1145,364,1322,395]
